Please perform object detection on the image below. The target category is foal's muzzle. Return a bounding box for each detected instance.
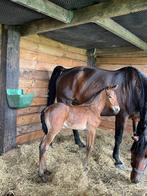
[112,106,120,114]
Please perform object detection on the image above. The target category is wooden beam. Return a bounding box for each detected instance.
[21,0,147,36]
[0,25,20,154]
[11,0,73,23]
[95,18,147,51]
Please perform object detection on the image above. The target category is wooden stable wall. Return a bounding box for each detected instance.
[96,53,147,133]
[16,35,87,144]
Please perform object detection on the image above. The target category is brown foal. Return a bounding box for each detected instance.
[39,85,120,182]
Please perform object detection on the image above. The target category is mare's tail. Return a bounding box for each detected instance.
[41,66,64,134]
[47,65,65,106]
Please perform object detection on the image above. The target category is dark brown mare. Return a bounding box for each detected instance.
[130,101,147,183]
[39,85,120,182]
[43,65,147,169]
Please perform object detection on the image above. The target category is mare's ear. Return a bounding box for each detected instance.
[132,135,139,142]
[111,84,118,90]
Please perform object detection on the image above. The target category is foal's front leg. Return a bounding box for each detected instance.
[84,126,96,170]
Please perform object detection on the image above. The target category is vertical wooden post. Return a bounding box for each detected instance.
[0,25,20,154]
[87,48,96,67]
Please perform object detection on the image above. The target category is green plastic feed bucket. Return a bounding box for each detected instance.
[6,89,34,109]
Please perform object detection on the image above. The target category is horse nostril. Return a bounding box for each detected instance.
[130,172,141,184]
[113,106,120,114]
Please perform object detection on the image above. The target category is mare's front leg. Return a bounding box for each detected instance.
[113,113,127,169]
[84,126,96,170]
[73,129,85,148]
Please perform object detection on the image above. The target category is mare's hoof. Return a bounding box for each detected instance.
[115,162,125,170]
[77,141,86,148]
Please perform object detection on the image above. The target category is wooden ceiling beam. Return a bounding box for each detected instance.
[11,0,73,23]
[21,0,147,36]
[95,18,147,51]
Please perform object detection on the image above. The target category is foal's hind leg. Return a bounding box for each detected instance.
[84,126,96,170]
[39,130,60,182]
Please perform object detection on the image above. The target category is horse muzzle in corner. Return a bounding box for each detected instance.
[112,106,120,115]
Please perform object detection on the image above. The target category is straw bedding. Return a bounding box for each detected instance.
[0,129,146,196]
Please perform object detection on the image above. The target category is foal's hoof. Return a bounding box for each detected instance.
[44,169,52,176]
[115,162,125,170]
[39,174,49,183]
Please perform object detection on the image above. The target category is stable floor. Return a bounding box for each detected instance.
[0,129,146,196]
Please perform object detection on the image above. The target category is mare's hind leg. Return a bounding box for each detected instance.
[113,114,127,169]
[84,126,96,169]
[39,130,60,182]
[73,129,85,148]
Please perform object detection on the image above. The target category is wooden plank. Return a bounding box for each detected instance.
[96,47,141,56]
[17,123,42,136]
[20,69,51,80]
[38,45,87,62]
[31,97,47,106]
[0,25,20,154]
[20,47,87,62]
[21,0,147,35]
[17,113,40,126]
[19,79,48,88]
[19,57,85,70]
[97,57,147,65]
[21,35,86,55]
[11,0,73,23]
[22,87,48,97]
[17,106,45,116]
[95,18,147,51]
[16,130,43,145]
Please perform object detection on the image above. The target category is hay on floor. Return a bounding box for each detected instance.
[0,129,146,196]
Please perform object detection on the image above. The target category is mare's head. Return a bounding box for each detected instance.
[105,85,120,115]
[130,123,147,183]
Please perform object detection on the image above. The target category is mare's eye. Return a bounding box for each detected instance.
[108,95,112,98]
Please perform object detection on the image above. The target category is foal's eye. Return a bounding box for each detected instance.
[108,95,112,98]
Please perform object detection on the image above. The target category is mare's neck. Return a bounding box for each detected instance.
[91,90,107,114]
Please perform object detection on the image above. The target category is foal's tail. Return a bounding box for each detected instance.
[41,66,64,134]
[47,65,65,106]
[41,109,48,135]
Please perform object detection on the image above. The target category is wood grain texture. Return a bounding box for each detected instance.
[16,130,43,145]
[0,25,20,153]
[21,0,147,35]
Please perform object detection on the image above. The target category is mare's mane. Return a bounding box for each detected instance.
[131,102,147,156]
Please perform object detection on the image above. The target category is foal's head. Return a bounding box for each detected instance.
[104,85,120,114]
